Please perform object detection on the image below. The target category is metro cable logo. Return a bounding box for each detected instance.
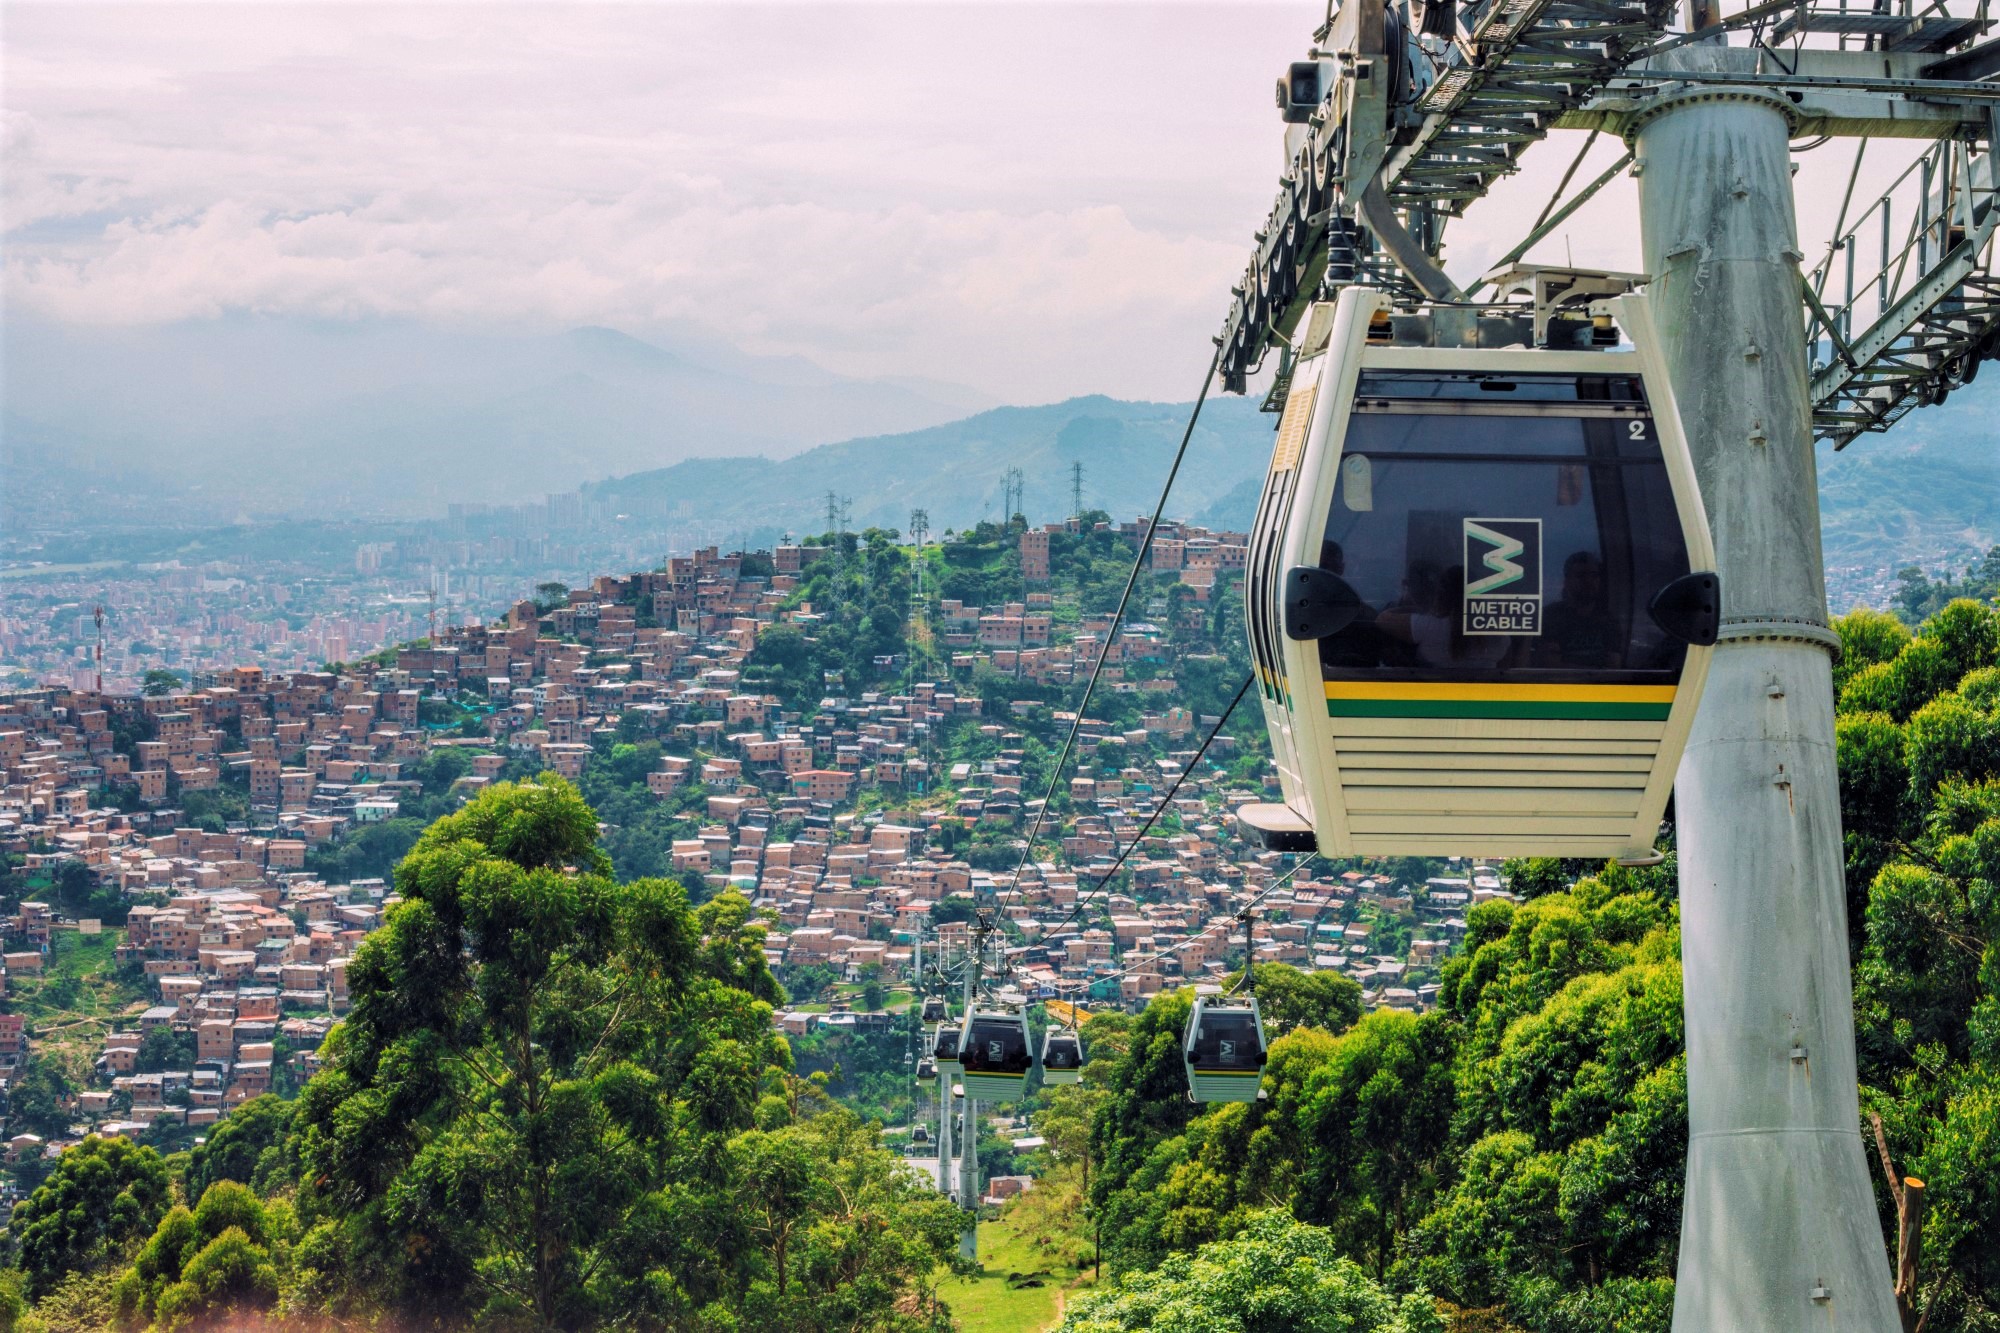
[1463,518,1543,635]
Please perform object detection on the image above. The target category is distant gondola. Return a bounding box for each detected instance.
[1040,1027,1083,1085]
[932,1024,963,1079]
[921,996,948,1024]
[958,1007,1033,1101]
[1182,994,1268,1103]
[915,1056,938,1085]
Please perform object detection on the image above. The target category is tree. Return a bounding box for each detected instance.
[139,670,182,698]
[786,963,839,1004]
[285,776,951,1329]
[1296,1010,1461,1277]
[1056,1212,1443,1333]
[184,1094,293,1199]
[8,1060,79,1139]
[115,1181,282,1329]
[134,1026,196,1076]
[1239,963,1363,1037]
[12,1136,172,1297]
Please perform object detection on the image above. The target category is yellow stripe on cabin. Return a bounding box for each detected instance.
[1322,683,1677,703]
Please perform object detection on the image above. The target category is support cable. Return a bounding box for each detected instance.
[997,346,1224,920]
[1060,854,1316,994]
[1037,673,1254,946]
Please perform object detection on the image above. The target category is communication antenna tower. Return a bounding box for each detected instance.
[92,605,105,694]
[1224,0,2000,1323]
[909,508,932,676]
[1069,461,1084,520]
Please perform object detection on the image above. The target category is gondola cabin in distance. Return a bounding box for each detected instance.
[1183,992,1269,1103]
[1040,1027,1083,1085]
[957,1007,1033,1101]
[932,1024,963,1080]
[1237,285,1720,864]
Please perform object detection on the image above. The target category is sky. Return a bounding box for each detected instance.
[1,1,1891,404]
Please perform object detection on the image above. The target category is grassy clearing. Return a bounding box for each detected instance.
[938,1210,1096,1333]
[14,930,145,1065]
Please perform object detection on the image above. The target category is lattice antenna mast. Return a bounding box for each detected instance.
[1069,461,1084,520]
[92,605,105,694]
[909,508,931,677]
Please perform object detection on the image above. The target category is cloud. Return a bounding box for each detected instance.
[1,1,1908,402]
[2,3,1315,401]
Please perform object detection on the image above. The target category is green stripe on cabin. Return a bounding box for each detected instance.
[1325,698,1673,721]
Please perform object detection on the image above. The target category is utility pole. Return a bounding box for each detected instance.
[1631,47,1899,1332]
[937,955,953,1197]
[957,930,982,1262]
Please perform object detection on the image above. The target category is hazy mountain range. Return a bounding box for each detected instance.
[3,315,995,522]
[5,316,1992,584]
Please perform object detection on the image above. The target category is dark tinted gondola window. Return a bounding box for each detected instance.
[1189,1008,1263,1069]
[963,1020,1031,1072]
[1316,371,1690,684]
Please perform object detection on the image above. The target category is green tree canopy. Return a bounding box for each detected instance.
[1057,1212,1443,1333]
[184,1094,294,1200]
[286,775,954,1330]
[12,1135,172,1298]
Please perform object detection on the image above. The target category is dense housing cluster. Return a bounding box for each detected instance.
[0,521,1505,1180]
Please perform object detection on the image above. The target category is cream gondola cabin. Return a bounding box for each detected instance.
[931,1024,963,1081]
[1182,993,1269,1103]
[1237,287,1719,863]
[1040,1027,1083,1085]
[958,1008,1033,1100]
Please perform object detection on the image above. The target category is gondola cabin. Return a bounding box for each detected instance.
[1183,994,1269,1103]
[932,1025,963,1079]
[912,1124,931,1145]
[921,996,948,1025]
[915,1056,938,1085]
[958,1008,1033,1101]
[1041,1028,1084,1085]
[1237,287,1719,863]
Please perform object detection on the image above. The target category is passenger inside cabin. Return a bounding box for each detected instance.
[1539,551,1617,668]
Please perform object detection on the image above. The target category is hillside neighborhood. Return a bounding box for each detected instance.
[0,516,1503,1183]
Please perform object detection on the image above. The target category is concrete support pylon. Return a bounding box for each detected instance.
[1632,46,1900,1332]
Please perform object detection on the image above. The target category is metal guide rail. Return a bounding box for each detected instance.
[1217,0,1677,392]
[1222,0,2000,432]
[1808,132,2000,444]
[1384,0,1676,212]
